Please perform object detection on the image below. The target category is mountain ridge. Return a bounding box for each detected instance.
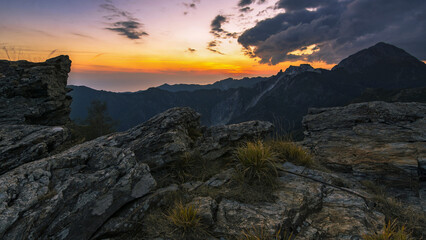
[69,42,426,132]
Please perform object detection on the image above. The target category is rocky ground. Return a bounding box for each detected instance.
[0,56,425,239]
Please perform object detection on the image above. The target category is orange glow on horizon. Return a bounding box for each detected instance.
[69,52,335,78]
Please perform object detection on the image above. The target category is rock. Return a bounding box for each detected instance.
[197,121,273,160]
[0,56,72,126]
[0,125,69,174]
[210,162,384,239]
[215,198,287,236]
[105,107,201,168]
[283,64,321,77]
[0,103,273,239]
[190,197,217,226]
[203,168,235,188]
[92,184,179,239]
[277,169,384,239]
[303,101,426,189]
[0,140,156,240]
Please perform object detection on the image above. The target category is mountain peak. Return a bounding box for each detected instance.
[283,64,320,76]
[332,42,423,73]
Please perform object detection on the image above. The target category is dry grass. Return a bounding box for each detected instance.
[235,140,278,184]
[361,180,425,239]
[239,226,294,240]
[265,140,314,168]
[167,202,201,232]
[363,220,413,240]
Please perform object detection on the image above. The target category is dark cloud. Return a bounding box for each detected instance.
[210,15,238,39]
[238,0,426,64]
[100,3,148,40]
[238,0,255,7]
[106,21,148,39]
[276,0,333,11]
[207,41,225,55]
[186,48,197,53]
[210,15,227,37]
[238,0,267,7]
[240,7,253,12]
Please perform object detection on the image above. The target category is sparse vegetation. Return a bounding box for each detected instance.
[363,220,413,240]
[265,139,314,167]
[167,202,202,232]
[361,180,426,239]
[235,140,278,184]
[154,151,227,188]
[239,226,294,240]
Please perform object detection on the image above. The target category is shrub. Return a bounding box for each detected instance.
[235,140,277,183]
[167,202,201,232]
[266,140,314,167]
[363,220,413,240]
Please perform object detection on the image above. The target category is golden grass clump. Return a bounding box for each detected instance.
[363,220,413,240]
[266,140,314,167]
[167,202,201,232]
[239,227,293,240]
[235,140,277,183]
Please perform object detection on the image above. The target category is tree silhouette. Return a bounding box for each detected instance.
[83,100,117,140]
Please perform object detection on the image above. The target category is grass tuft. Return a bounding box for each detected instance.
[363,220,413,240]
[266,140,314,167]
[239,226,294,240]
[235,140,278,184]
[167,202,201,232]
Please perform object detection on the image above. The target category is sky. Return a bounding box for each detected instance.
[0,0,425,92]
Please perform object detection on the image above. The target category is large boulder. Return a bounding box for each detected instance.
[0,55,72,126]
[0,125,69,174]
[302,101,426,209]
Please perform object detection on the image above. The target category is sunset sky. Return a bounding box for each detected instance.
[1,0,425,92]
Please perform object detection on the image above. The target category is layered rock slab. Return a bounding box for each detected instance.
[303,101,426,187]
[0,125,69,174]
[0,56,72,126]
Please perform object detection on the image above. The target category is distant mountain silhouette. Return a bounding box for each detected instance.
[157,76,268,92]
[69,42,426,134]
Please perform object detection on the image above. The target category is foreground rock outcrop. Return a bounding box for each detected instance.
[303,101,426,220]
[0,55,72,126]
[0,56,73,174]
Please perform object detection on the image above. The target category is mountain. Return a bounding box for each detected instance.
[156,76,268,92]
[69,42,426,133]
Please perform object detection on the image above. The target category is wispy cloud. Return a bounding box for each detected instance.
[182,0,201,15]
[72,32,96,40]
[47,49,58,59]
[91,53,106,60]
[207,40,225,55]
[210,15,238,39]
[100,2,148,40]
[186,48,197,53]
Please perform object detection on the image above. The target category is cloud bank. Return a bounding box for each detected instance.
[238,0,426,64]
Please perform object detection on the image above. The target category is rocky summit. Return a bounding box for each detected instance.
[0,56,425,239]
